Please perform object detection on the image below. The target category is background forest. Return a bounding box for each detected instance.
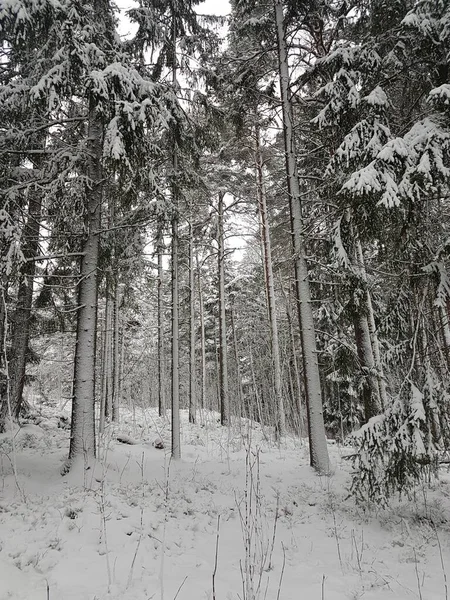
[1,0,450,507]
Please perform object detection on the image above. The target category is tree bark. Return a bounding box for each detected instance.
[255,127,285,439]
[188,213,196,424]
[112,278,120,421]
[280,276,305,436]
[2,187,43,430]
[354,238,386,411]
[171,201,181,459]
[69,97,103,462]
[171,16,181,459]
[157,222,167,417]
[218,192,230,425]
[230,303,245,417]
[439,303,450,370]
[196,253,206,411]
[274,0,329,472]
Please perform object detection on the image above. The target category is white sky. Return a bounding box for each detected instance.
[197,0,230,16]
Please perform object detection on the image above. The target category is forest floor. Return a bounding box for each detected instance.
[1,403,450,600]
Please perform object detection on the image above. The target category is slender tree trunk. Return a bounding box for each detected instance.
[353,314,381,421]
[105,295,113,419]
[345,212,382,420]
[218,192,230,425]
[0,282,7,422]
[69,98,103,462]
[354,238,387,410]
[99,303,108,438]
[171,201,180,458]
[255,127,285,438]
[112,279,120,421]
[189,214,196,424]
[3,187,43,429]
[249,349,262,423]
[230,303,245,417]
[280,276,304,436]
[274,0,329,472]
[171,19,181,459]
[157,223,166,417]
[196,252,206,411]
[439,303,450,369]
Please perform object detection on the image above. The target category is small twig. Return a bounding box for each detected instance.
[213,515,220,600]
[46,579,50,600]
[127,452,145,589]
[276,543,286,600]
[434,523,448,600]
[173,576,188,600]
[322,574,326,600]
[1,289,23,499]
[413,548,423,600]
[268,494,280,571]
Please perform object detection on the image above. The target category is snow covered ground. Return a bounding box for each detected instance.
[1,404,450,600]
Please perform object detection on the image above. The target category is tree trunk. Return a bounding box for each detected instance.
[218,192,230,425]
[274,0,329,472]
[255,127,285,439]
[354,238,386,410]
[439,303,450,369]
[171,17,181,459]
[99,302,109,438]
[2,187,43,430]
[0,283,7,423]
[353,314,381,421]
[157,223,166,417]
[196,252,206,411]
[105,295,113,419]
[112,278,120,421]
[171,204,180,459]
[280,276,305,436]
[69,98,103,463]
[230,303,245,417]
[188,214,196,424]
[345,211,383,420]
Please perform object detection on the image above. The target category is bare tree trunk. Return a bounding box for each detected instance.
[112,279,120,421]
[171,19,181,459]
[274,0,329,472]
[353,314,381,420]
[171,201,180,458]
[218,192,230,426]
[0,282,6,423]
[439,303,450,369]
[345,211,382,420]
[4,186,43,429]
[188,214,196,424]
[230,303,245,417]
[99,303,108,438]
[255,127,285,439]
[157,222,166,417]
[196,252,206,411]
[69,98,103,462]
[280,276,305,436]
[354,238,386,410]
[105,295,114,419]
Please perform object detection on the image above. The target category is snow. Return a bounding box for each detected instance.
[364,86,388,108]
[429,84,450,105]
[341,163,382,195]
[2,404,450,600]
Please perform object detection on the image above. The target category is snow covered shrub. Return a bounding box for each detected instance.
[349,380,449,506]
